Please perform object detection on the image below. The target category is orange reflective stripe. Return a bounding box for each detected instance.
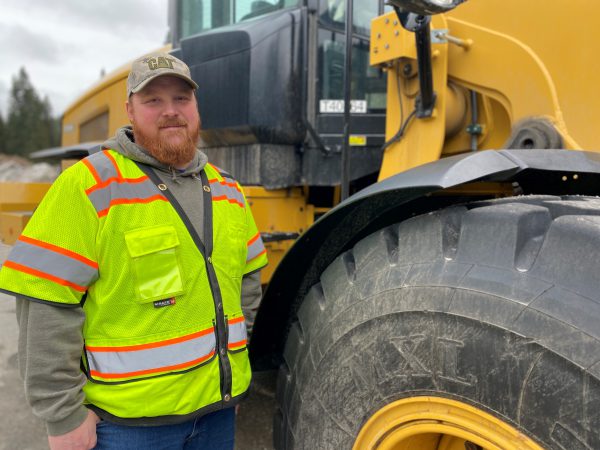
[247,248,267,263]
[3,260,87,292]
[247,232,260,246]
[82,150,122,188]
[89,351,215,379]
[211,195,244,208]
[97,195,168,218]
[208,178,242,193]
[209,174,245,207]
[103,150,123,179]
[85,175,148,195]
[82,158,102,184]
[228,339,247,349]
[227,316,247,349]
[83,151,170,227]
[86,327,215,352]
[9,238,99,289]
[86,326,217,380]
[246,231,266,265]
[228,316,245,325]
[18,235,98,269]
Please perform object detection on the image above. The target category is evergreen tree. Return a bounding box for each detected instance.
[44,96,62,147]
[4,67,56,156]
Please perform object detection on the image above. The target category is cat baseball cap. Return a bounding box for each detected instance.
[127,52,198,97]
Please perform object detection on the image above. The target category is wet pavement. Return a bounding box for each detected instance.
[0,243,276,449]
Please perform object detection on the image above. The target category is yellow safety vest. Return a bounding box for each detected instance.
[0,149,267,421]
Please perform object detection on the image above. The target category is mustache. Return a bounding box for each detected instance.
[157,118,188,128]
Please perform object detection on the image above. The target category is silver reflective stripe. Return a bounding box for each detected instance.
[87,178,162,215]
[210,178,245,207]
[9,239,98,288]
[246,233,266,263]
[86,151,120,182]
[228,318,247,346]
[222,175,236,185]
[87,328,216,379]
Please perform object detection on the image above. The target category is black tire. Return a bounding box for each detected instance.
[275,195,600,450]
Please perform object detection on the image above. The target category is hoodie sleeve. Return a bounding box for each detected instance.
[241,271,262,340]
[16,297,89,436]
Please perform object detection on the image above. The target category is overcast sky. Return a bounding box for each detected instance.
[0,0,169,118]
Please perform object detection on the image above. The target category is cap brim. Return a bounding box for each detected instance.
[130,73,199,96]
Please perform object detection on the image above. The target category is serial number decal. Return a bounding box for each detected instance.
[319,99,367,114]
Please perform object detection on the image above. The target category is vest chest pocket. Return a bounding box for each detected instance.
[211,222,246,280]
[124,225,184,303]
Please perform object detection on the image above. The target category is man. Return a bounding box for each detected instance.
[0,52,267,449]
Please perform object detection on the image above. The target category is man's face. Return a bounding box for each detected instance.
[126,76,201,168]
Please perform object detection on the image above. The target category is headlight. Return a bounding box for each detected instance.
[387,0,466,15]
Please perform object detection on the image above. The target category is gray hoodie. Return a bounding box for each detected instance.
[15,127,263,436]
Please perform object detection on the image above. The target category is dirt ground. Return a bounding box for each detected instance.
[0,243,277,450]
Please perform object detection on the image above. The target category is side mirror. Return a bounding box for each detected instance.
[386,0,465,16]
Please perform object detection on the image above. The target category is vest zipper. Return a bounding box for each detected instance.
[134,163,233,403]
[200,171,233,402]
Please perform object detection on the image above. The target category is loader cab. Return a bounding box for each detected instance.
[168,0,388,189]
[169,0,300,41]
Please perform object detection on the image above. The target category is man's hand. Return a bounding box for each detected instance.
[48,410,100,450]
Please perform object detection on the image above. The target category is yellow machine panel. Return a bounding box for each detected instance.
[371,1,600,179]
[0,212,32,245]
[0,182,51,244]
[61,46,172,147]
[245,187,314,284]
[0,182,51,211]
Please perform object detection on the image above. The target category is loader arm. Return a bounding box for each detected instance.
[375,1,598,180]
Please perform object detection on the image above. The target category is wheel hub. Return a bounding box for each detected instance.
[353,397,543,450]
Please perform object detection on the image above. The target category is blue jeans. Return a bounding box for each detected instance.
[93,408,236,450]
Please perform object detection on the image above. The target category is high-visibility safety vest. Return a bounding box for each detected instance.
[0,149,268,421]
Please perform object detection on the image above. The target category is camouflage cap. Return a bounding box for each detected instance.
[127,52,198,97]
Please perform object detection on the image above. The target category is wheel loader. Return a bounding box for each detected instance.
[47,0,600,448]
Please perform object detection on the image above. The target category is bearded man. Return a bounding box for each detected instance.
[0,52,267,450]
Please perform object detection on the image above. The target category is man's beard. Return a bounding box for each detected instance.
[133,119,200,168]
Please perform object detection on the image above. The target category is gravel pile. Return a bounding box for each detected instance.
[0,154,60,182]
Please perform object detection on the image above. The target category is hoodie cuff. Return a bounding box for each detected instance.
[46,405,89,437]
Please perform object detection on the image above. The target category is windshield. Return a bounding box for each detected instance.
[317,0,387,113]
[319,0,380,37]
[177,0,299,40]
